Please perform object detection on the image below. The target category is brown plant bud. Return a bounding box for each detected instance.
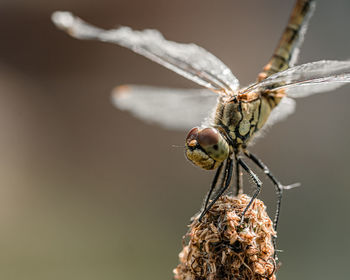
[174,194,277,280]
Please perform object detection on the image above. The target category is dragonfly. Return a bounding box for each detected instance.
[52,0,350,232]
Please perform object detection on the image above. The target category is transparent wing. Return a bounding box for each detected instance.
[264,96,296,126]
[243,60,350,98]
[250,97,296,145]
[112,85,218,130]
[51,11,239,95]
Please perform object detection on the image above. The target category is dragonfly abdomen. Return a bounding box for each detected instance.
[258,0,315,81]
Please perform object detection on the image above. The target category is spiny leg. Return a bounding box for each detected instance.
[199,162,227,221]
[244,151,300,231]
[198,158,233,221]
[244,151,282,261]
[202,162,224,211]
[237,158,263,222]
[244,150,300,261]
[234,153,243,196]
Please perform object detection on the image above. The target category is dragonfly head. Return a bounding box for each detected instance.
[185,127,230,170]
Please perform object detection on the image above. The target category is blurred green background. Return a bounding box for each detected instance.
[0,0,349,279]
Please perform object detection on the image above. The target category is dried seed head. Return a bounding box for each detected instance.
[173,194,277,280]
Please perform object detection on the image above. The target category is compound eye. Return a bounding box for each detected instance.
[186,127,199,147]
[197,128,219,148]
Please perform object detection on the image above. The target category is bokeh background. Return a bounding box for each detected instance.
[0,0,349,279]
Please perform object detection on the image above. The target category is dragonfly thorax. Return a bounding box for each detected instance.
[185,127,230,170]
[214,96,278,149]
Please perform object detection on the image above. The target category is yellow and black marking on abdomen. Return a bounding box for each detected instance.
[258,0,315,81]
[214,95,280,150]
[215,0,315,151]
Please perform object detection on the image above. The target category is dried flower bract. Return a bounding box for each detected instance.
[174,194,276,280]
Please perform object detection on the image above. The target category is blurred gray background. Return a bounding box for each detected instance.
[0,0,349,279]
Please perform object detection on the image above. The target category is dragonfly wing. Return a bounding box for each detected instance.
[281,60,350,97]
[52,11,239,94]
[245,60,350,98]
[252,97,296,143]
[285,77,349,98]
[264,96,296,126]
[112,85,218,131]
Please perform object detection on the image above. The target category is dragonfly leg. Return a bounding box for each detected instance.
[202,162,224,211]
[234,153,243,196]
[244,150,300,261]
[198,158,233,221]
[244,151,283,232]
[244,151,300,231]
[237,158,263,223]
